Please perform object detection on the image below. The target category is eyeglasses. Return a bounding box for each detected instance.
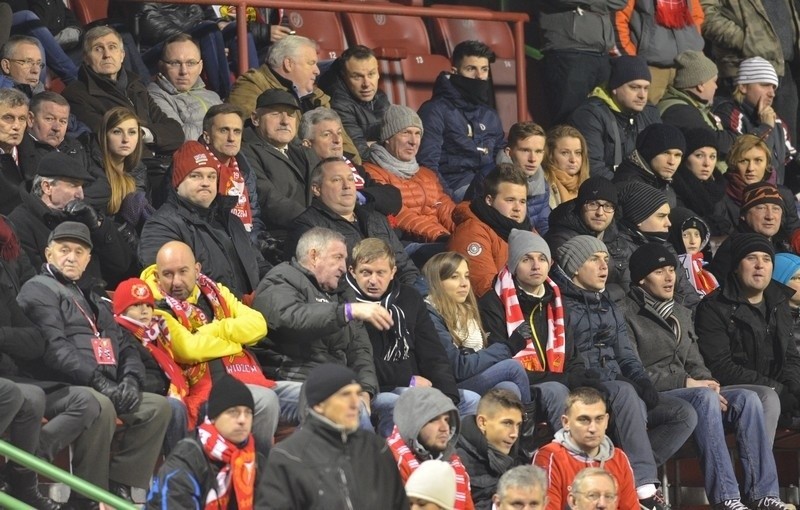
[584,200,615,213]
[6,59,44,70]
[575,492,618,502]
[161,60,201,69]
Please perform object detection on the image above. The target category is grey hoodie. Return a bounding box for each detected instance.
[552,427,616,464]
[394,387,461,461]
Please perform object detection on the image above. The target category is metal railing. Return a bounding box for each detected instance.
[117,0,531,120]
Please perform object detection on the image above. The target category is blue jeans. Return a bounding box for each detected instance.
[11,11,78,83]
[532,381,570,432]
[664,386,779,504]
[602,380,696,487]
[372,387,480,437]
[274,380,373,431]
[457,359,532,403]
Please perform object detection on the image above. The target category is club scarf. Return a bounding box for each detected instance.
[197,420,256,510]
[162,273,231,332]
[655,0,695,29]
[494,266,565,372]
[678,252,719,296]
[344,273,410,362]
[387,426,471,510]
[204,145,255,233]
[114,315,189,400]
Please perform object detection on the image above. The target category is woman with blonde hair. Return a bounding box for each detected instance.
[423,251,531,402]
[542,125,590,209]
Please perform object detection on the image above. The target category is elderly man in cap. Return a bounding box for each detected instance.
[364,104,456,265]
[148,375,266,509]
[624,242,786,510]
[17,221,171,508]
[713,57,797,184]
[260,363,409,509]
[241,88,312,245]
[569,55,662,179]
[139,140,269,298]
[9,150,134,287]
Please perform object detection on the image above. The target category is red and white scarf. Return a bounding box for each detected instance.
[197,420,256,510]
[387,426,471,510]
[162,273,231,331]
[679,252,719,297]
[204,146,255,233]
[494,266,566,373]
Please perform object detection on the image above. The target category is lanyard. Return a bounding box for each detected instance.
[72,297,100,337]
[528,303,546,368]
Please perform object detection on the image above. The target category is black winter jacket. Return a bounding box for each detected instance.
[327,74,391,157]
[456,415,518,510]
[612,150,678,208]
[0,154,25,216]
[18,133,95,188]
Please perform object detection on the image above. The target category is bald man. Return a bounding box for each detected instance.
[140,241,281,455]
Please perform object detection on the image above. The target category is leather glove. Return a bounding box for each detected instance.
[256,231,284,266]
[780,386,800,414]
[63,200,101,231]
[505,322,531,355]
[89,370,119,399]
[113,375,142,415]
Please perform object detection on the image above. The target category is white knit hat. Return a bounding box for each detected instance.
[405,460,456,510]
[736,57,779,87]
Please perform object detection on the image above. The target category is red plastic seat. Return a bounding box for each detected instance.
[281,9,348,60]
[65,0,109,26]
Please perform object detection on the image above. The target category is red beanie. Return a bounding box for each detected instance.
[172,141,218,188]
[113,278,155,316]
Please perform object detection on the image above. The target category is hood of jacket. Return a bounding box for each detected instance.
[552,427,615,462]
[394,386,460,460]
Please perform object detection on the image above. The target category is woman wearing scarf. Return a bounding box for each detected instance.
[542,125,590,210]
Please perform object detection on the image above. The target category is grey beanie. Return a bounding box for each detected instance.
[380,104,424,142]
[673,50,718,89]
[736,57,779,87]
[508,228,551,272]
[556,235,609,276]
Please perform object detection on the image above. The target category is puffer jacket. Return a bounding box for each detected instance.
[251,260,378,395]
[614,0,704,67]
[16,264,145,386]
[569,87,662,180]
[227,64,361,163]
[701,0,800,78]
[147,75,222,141]
[613,149,678,207]
[456,415,518,510]
[259,411,408,510]
[327,74,391,157]
[551,266,651,383]
[622,286,713,391]
[535,0,628,52]
[362,161,456,242]
[417,72,505,194]
[695,275,800,393]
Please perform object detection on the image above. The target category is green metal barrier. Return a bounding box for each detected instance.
[0,440,138,510]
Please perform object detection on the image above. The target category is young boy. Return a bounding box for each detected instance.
[113,277,189,453]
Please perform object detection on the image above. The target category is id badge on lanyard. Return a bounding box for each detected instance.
[73,298,117,365]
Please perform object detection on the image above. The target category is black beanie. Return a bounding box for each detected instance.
[630,242,678,283]
[207,375,254,419]
[608,55,651,90]
[617,181,668,226]
[305,363,359,408]
[683,127,719,155]
[576,176,618,208]
[729,233,775,267]
[636,124,687,163]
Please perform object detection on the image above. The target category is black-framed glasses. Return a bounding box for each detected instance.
[584,200,615,213]
[161,60,201,69]
[6,58,44,70]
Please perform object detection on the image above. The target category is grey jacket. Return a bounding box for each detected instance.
[251,260,378,395]
[147,75,222,141]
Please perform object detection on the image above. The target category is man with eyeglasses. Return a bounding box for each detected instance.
[533,388,635,510]
[148,33,222,141]
[0,36,44,96]
[546,177,633,299]
[568,468,619,510]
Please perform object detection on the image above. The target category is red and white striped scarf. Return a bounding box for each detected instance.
[387,426,471,510]
[197,420,256,510]
[494,266,566,373]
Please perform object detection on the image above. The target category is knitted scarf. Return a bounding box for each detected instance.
[655,0,694,28]
[725,171,777,205]
[494,267,566,372]
[549,169,581,203]
[387,426,471,510]
[367,143,420,179]
[197,420,256,510]
[642,288,681,340]
[344,273,410,362]
[114,314,189,400]
[204,146,254,233]
[162,273,231,331]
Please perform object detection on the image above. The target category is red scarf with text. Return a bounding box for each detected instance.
[387,426,472,510]
[198,420,256,510]
[494,267,565,372]
[204,146,254,233]
[162,273,231,331]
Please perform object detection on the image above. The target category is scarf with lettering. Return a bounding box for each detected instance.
[205,147,254,233]
[198,420,256,510]
[494,266,565,372]
[162,273,231,331]
[387,426,471,510]
[114,314,189,400]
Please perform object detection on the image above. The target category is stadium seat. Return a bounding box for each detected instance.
[281,9,348,60]
[65,0,109,26]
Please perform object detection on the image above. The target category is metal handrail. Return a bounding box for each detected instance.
[0,440,138,510]
[117,0,531,120]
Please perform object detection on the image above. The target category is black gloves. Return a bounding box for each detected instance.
[505,322,531,355]
[63,200,101,231]
[114,375,142,415]
[255,231,283,266]
[89,370,118,399]
[780,386,800,414]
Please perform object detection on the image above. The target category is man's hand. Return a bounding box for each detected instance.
[63,200,101,230]
[350,302,394,330]
[271,25,294,42]
[359,391,371,416]
[757,95,777,127]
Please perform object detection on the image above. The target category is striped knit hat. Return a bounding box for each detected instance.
[736,57,779,87]
[617,181,669,226]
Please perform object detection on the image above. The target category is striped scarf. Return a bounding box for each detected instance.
[197,420,256,510]
[642,289,681,340]
[494,266,566,372]
[162,273,231,331]
[387,426,471,510]
[344,273,410,362]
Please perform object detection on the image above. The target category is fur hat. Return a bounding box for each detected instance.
[380,104,424,142]
[556,235,608,276]
[508,229,551,272]
[673,50,718,89]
